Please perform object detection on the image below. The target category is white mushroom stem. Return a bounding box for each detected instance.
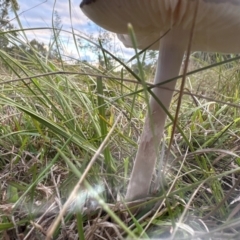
[126,27,188,201]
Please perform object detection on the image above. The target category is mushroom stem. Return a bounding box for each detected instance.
[126,27,188,201]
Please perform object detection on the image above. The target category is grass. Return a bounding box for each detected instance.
[1,13,240,240]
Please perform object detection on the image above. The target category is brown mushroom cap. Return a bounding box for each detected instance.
[80,0,240,52]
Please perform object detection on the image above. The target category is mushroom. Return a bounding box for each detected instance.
[80,0,240,201]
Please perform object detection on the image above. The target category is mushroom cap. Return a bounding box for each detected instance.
[80,0,240,53]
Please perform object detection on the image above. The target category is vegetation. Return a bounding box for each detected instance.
[0,0,19,50]
[1,4,240,240]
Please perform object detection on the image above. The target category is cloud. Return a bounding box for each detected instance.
[14,0,88,29]
[11,0,135,61]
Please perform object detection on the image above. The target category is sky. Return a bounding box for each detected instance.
[10,0,134,62]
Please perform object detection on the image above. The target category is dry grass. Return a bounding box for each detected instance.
[1,19,240,239]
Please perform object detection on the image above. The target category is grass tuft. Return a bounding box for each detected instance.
[1,8,240,240]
